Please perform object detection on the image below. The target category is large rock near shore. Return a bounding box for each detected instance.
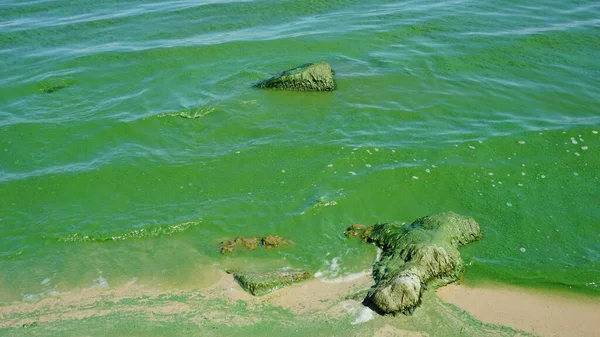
[257,62,335,91]
[345,212,483,315]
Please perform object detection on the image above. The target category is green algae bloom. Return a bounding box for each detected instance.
[58,220,201,243]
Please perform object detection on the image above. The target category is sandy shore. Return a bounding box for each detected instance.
[436,283,600,337]
[1,272,598,336]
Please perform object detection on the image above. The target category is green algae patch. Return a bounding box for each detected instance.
[220,235,294,254]
[38,79,70,93]
[178,106,215,119]
[58,219,201,243]
[157,105,216,119]
[257,62,335,91]
[345,212,483,315]
[232,270,311,296]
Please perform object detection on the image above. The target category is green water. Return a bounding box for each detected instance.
[1,0,599,304]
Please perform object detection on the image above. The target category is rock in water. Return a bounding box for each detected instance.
[345,212,483,315]
[232,270,311,296]
[219,235,294,254]
[258,62,335,91]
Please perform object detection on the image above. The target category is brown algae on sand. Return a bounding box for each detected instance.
[220,235,294,254]
[346,212,483,315]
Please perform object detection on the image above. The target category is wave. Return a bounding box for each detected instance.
[58,219,201,243]
[314,247,382,283]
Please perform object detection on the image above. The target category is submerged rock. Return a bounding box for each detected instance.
[220,237,260,254]
[345,212,483,315]
[257,62,335,91]
[231,270,311,296]
[220,235,294,254]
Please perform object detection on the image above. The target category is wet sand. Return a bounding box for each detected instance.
[436,283,600,337]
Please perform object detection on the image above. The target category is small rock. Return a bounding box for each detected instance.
[257,62,335,91]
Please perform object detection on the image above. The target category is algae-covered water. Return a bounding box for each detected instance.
[1,0,599,308]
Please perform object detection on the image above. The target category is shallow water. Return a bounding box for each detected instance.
[1,0,599,303]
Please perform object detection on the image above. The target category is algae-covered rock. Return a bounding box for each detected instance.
[220,235,294,254]
[345,212,482,315]
[232,270,311,296]
[345,224,372,242]
[257,62,335,91]
[220,237,260,254]
[261,235,294,249]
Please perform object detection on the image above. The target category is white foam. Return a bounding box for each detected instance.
[314,257,341,279]
[23,289,60,302]
[88,276,109,290]
[41,278,51,285]
[319,270,370,284]
[343,302,376,325]
[352,307,375,325]
[315,250,381,284]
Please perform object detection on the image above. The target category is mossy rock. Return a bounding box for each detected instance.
[233,270,311,296]
[345,212,483,315]
[257,62,335,91]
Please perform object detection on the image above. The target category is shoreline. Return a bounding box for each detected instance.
[1,272,598,336]
[436,283,600,337]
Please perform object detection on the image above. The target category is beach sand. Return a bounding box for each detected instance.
[436,283,600,337]
[1,272,598,336]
